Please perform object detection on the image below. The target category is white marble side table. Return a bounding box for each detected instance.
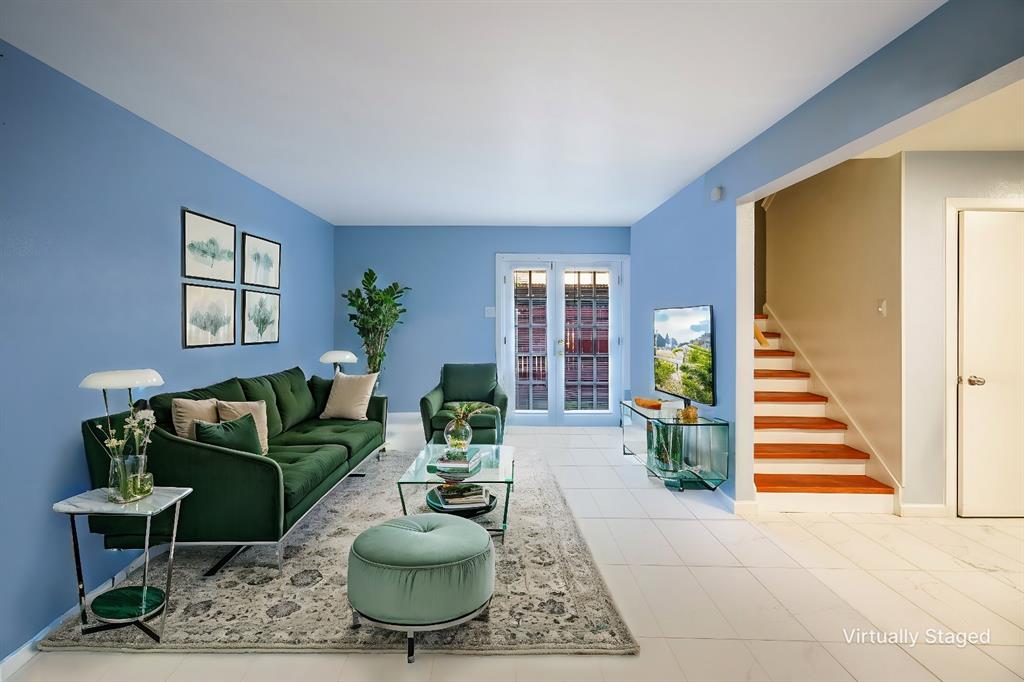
[53,487,191,642]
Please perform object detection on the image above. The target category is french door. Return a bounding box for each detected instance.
[496,254,627,426]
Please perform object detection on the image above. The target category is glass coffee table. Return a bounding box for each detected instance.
[397,444,515,539]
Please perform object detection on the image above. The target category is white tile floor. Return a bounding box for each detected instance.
[12,424,1024,682]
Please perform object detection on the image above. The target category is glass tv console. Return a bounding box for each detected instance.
[620,400,729,490]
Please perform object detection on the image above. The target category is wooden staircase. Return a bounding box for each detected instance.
[754,313,894,512]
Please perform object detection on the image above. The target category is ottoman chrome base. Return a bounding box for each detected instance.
[350,599,491,663]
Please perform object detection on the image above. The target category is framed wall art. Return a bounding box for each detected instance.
[242,289,280,345]
[182,209,236,283]
[242,233,281,289]
[182,283,236,348]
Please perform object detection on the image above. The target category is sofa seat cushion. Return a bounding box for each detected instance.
[270,419,382,452]
[266,444,349,509]
[431,402,500,430]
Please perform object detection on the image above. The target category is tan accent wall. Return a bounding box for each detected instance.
[766,156,902,481]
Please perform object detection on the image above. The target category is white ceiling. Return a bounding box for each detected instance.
[1,1,943,226]
[858,79,1024,158]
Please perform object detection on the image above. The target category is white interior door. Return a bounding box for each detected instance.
[958,210,1024,517]
[497,255,627,426]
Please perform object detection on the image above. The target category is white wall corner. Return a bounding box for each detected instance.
[899,502,954,518]
[734,202,757,502]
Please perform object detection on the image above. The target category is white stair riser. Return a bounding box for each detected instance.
[755,318,768,331]
[753,337,781,350]
[757,492,894,513]
[755,429,846,444]
[754,356,794,371]
[754,459,867,475]
[754,402,827,418]
[755,378,810,392]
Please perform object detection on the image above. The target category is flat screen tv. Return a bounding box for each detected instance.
[654,305,715,406]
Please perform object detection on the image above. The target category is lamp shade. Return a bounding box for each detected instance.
[79,369,165,390]
[319,350,357,365]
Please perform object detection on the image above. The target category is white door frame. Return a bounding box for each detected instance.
[495,253,630,426]
[943,198,1024,516]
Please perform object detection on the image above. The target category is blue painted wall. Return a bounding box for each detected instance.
[333,226,630,411]
[629,0,1024,501]
[0,42,336,658]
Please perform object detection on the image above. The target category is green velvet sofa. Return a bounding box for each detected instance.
[81,367,386,566]
[419,363,508,445]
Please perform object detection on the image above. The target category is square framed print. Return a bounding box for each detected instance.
[243,289,280,345]
[182,209,236,283]
[242,233,281,289]
[182,283,236,348]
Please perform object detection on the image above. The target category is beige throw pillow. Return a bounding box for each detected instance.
[171,398,219,440]
[321,372,378,420]
[217,400,270,454]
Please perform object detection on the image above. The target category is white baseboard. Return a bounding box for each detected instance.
[1,546,167,682]
[899,502,953,517]
[713,487,758,515]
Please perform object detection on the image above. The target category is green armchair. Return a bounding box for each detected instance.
[420,363,508,445]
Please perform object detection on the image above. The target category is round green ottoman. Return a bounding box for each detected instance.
[347,513,494,662]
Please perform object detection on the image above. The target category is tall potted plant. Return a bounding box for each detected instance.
[342,269,410,378]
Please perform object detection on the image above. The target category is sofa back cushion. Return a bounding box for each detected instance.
[308,375,333,415]
[237,375,284,438]
[150,378,246,428]
[265,367,316,430]
[441,363,498,402]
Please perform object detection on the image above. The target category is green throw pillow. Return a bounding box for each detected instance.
[194,414,263,455]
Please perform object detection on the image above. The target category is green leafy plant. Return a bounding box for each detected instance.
[342,269,410,374]
[187,238,233,267]
[248,297,276,338]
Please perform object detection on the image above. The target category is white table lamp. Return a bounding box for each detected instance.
[80,368,165,420]
[319,350,357,374]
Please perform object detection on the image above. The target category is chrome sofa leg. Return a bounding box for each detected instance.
[276,542,284,572]
[351,611,361,629]
[407,632,415,663]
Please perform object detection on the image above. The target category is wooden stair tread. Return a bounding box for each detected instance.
[761,331,781,338]
[755,416,847,430]
[755,314,768,319]
[755,443,870,459]
[755,391,827,403]
[755,473,893,494]
[755,369,809,379]
[755,349,795,357]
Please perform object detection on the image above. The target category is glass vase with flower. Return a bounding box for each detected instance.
[96,406,157,504]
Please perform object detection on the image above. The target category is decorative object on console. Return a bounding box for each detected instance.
[320,349,358,374]
[342,268,410,375]
[678,405,699,423]
[182,209,235,283]
[320,371,378,420]
[242,289,280,344]
[634,396,662,409]
[182,283,235,348]
[79,369,164,503]
[242,233,281,288]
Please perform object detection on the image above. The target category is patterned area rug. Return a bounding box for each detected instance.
[42,448,638,655]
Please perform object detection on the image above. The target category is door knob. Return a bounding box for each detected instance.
[967,375,986,386]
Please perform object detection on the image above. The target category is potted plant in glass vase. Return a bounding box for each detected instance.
[96,406,157,503]
[440,402,492,461]
[342,269,410,390]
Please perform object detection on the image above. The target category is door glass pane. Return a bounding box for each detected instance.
[564,269,610,411]
[514,270,547,410]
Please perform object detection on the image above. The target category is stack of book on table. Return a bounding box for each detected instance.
[433,452,482,471]
[435,483,490,510]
